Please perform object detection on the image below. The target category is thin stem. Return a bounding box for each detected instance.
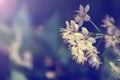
[96,34,105,48]
[95,36,104,39]
[90,33,105,39]
[89,20,101,33]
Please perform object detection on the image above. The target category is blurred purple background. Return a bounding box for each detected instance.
[0,0,120,80]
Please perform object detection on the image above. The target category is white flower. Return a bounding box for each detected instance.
[102,15,120,55]
[81,27,96,43]
[60,19,101,68]
[110,62,120,78]
[71,45,87,64]
[60,20,79,43]
[105,35,118,48]
[102,15,114,27]
[75,4,91,27]
[86,47,101,68]
[102,15,120,36]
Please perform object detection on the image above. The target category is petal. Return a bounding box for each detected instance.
[85,4,90,13]
[78,49,84,55]
[70,20,75,28]
[78,19,84,27]
[107,27,115,35]
[84,14,91,21]
[65,21,70,28]
[74,33,84,40]
[81,27,89,35]
[115,29,120,36]
[110,17,115,23]
[78,41,86,50]
[70,20,79,31]
[101,24,107,27]
[74,15,83,23]
[109,62,119,72]
[88,37,96,43]
[86,42,93,50]
[79,5,84,13]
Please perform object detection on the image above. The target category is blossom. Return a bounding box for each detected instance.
[102,15,115,28]
[104,29,120,53]
[104,32,120,55]
[102,15,117,35]
[60,20,79,44]
[60,21,101,68]
[102,15,120,55]
[102,15,120,36]
[86,47,101,68]
[105,35,118,48]
[71,45,87,64]
[75,4,91,27]
[110,62,120,78]
[104,33,120,55]
[81,27,96,43]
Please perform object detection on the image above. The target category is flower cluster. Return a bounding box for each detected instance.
[60,4,101,68]
[102,15,120,78]
[102,16,120,53]
[60,4,120,75]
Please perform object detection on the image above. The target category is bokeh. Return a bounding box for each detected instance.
[0,0,120,80]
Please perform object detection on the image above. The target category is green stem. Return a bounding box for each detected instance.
[96,34,105,48]
[95,36,104,39]
[89,20,101,33]
[90,33,105,39]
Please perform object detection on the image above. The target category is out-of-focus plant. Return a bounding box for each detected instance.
[60,4,120,79]
[9,30,33,69]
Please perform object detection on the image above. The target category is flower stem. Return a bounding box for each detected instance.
[96,35,104,48]
[89,20,101,33]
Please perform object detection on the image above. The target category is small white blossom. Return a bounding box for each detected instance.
[75,4,91,27]
[105,35,118,48]
[102,15,114,28]
[110,62,120,78]
[102,15,120,56]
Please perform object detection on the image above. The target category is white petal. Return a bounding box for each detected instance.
[70,20,79,31]
[78,41,86,50]
[70,20,75,26]
[86,42,93,50]
[75,15,81,23]
[115,29,120,36]
[88,37,96,43]
[78,49,84,55]
[107,27,115,35]
[74,33,84,40]
[78,19,84,27]
[81,27,89,35]
[74,24,79,31]
[84,14,91,21]
[65,21,70,28]
[110,62,119,72]
[79,5,84,13]
[85,4,90,13]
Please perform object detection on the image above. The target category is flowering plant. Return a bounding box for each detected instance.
[60,4,120,78]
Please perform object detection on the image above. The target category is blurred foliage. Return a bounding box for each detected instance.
[0,0,120,80]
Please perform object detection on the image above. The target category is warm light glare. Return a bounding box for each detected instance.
[0,0,5,7]
[45,71,56,79]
